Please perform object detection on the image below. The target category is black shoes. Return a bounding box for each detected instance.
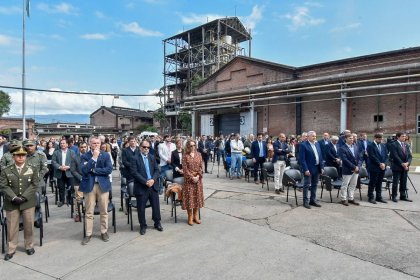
[309,201,321,207]
[4,252,14,261]
[303,202,311,209]
[154,224,164,232]
[376,199,387,203]
[400,197,413,202]
[101,232,109,242]
[57,201,64,207]
[368,199,377,204]
[140,227,147,235]
[26,248,35,255]
[392,197,398,203]
[81,235,91,245]
[348,200,360,206]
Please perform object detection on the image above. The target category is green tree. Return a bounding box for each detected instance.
[153,108,168,134]
[0,90,11,117]
[178,110,192,134]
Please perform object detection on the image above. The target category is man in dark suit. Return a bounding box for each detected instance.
[80,136,113,245]
[129,140,163,235]
[325,136,341,175]
[337,130,351,149]
[198,135,210,173]
[272,133,289,193]
[338,134,362,206]
[51,138,78,207]
[299,131,324,209]
[390,132,413,202]
[366,133,388,204]
[358,133,370,167]
[317,132,330,160]
[251,133,267,185]
[121,136,139,182]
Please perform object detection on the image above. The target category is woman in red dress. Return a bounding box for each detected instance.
[182,140,204,226]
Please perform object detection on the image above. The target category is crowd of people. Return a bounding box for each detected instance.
[0,129,414,260]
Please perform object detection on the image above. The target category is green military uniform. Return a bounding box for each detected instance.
[0,140,20,171]
[0,146,39,258]
[23,140,48,193]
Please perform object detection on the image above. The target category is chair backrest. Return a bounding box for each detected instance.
[283,169,302,186]
[262,162,274,173]
[165,169,174,182]
[321,175,332,191]
[172,176,185,185]
[35,192,41,208]
[121,176,127,187]
[127,182,135,197]
[359,167,368,178]
[245,158,254,168]
[324,166,339,180]
[384,167,393,179]
[289,161,300,170]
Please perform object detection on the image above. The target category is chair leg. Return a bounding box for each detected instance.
[1,219,5,254]
[286,185,289,202]
[40,215,43,246]
[337,189,340,198]
[329,190,332,203]
[120,191,124,212]
[44,197,49,223]
[174,196,178,224]
[82,205,86,238]
[320,183,324,198]
[294,187,298,206]
[55,184,58,205]
[129,205,133,231]
[70,197,74,218]
[387,182,391,199]
[171,193,175,218]
[359,186,362,201]
[113,209,116,233]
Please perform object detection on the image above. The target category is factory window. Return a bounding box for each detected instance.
[373,115,383,122]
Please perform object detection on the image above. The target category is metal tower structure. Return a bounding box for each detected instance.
[162,17,251,133]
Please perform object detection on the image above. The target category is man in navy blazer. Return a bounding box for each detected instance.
[325,136,341,176]
[129,140,163,235]
[299,131,324,209]
[390,132,413,202]
[80,136,113,245]
[366,133,388,204]
[338,134,362,206]
[251,133,267,185]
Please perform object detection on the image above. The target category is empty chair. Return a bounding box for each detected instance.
[120,176,127,212]
[382,167,393,199]
[171,177,185,223]
[357,166,369,200]
[320,166,343,200]
[261,162,274,191]
[283,169,304,205]
[289,160,300,170]
[243,159,255,182]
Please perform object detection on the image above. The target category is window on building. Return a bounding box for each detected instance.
[373,115,383,122]
[417,115,420,134]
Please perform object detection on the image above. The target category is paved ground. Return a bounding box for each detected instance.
[1,166,420,280]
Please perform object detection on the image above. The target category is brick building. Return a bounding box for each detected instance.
[90,106,153,132]
[183,47,420,151]
[0,117,35,139]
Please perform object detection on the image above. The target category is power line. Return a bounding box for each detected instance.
[0,85,159,97]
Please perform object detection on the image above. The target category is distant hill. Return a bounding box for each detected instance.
[9,114,91,124]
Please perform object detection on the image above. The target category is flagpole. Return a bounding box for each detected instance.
[22,0,26,140]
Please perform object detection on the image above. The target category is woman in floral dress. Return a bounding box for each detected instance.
[182,140,204,226]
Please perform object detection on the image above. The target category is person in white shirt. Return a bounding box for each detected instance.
[158,135,176,194]
[230,133,244,179]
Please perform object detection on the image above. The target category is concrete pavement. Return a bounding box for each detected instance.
[1,168,420,280]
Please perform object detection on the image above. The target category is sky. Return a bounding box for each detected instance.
[1,0,420,118]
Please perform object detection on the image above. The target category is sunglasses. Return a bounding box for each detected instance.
[141,146,150,149]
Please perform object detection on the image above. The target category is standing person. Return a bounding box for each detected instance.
[215,134,225,165]
[121,136,139,183]
[317,132,330,160]
[1,140,20,171]
[80,136,113,245]
[230,133,244,179]
[325,136,341,175]
[338,134,362,206]
[129,140,163,235]
[23,140,48,194]
[251,133,267,185]
[358,133,370,168]
[0,134,9,162]
[366,134,388,204]
[182,140,204,226]
[171,138,184,178]
[110,138,120,170]
[299,131,324,209]
[158,135,176,194]
[72,142,87,222]
[51,139,77,207]
[43,141,56,186]
[198,135,211,173]
[0,146,39,261]
[390,132,413,202]
[273,133,289,194]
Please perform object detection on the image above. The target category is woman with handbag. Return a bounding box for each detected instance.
[182,140,204,226]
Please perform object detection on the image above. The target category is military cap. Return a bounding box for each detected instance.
[23,139,36,146]
[9,139,21,148]
[11,146,28,155]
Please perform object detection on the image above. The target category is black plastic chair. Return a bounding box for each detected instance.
[320,175,334,202]
[164,169,174,204]
[81,190,116,237]
[289,160,300,170]
[125,182,150,231]
[120,176,127,212]
[357,167,369,200]
[243,159,255,182]
[283,169,304,206]
[171,177,184,223]
[320,166,343,199]
[382,167,393,199]
[40,183,50,223]
[261,162,274,191]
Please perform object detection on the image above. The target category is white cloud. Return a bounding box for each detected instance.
[0,6,20,15]
[0,34,13,46]
[284,6,325,30]
[120,22,163,37]
[180,13,224,25]
[95,11,105,19]
[330,22,361,33]
[81,33,108,40]
[0,34,43,55]
[241,5,264,30]
[37,2,77,15]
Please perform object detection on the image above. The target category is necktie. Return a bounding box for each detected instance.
[259,142,263,157]
[402,143,406,155]
[17,167,21,174]
[377,143,381,154]
[143,156,152,180]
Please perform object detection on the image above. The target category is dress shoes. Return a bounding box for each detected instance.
[303,202,311,209]
[275,189,281,194]
[4,252,14,261]
[140,227,147,235]
[341,200,349,206]
[309,201,321,207]
[26,248,35,256]
[81,235,91,245]
[101,232,109,242]
[368,199,377,204]
[57,201,64,207]
[392,197,398,203]
[74,214,80,222]
[154,224,164,232]
[348,200,360,206]
[376,199,387,204]
[255,181,259,185]
[279,188,284,193]
[230,177,234,180]
[400,197,413,202]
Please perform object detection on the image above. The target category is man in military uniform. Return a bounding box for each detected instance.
[23,140,48,194]
[0,146,39,261]
[0,140,20,171]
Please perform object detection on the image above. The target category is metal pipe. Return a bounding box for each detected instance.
[183,62,420,102]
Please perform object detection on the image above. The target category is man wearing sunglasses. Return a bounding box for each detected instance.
[129,140,163,235]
